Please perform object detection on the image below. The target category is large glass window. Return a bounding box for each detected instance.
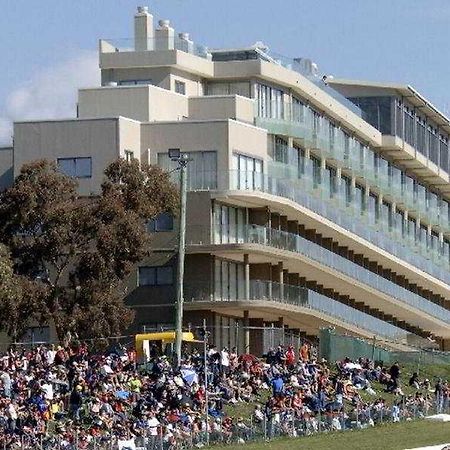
[256,83,284,119]
[416,118,427,157]
[207,81,251,97]
[158,151,217,189]
[232,153,263,190]
[138,266,173,286]
[428,127,439,165]
[214,203,246,244]
[349,96,392,135]
[57,157,92,178]
[214,258,245,301]
[404,107,415,147]
[440,137,449,172]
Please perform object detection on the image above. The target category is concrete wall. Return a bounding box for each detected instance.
[169,68,204,97]
[79,86,150,122]
[101,67,171,90]
[99,49,214,78]
[188,95,254,123]
[228,120,268,171]
[13,118,120,195]
[143,120,230,178]
[78,85,188,123]
[118,119,142,163]
[0,147,13,191]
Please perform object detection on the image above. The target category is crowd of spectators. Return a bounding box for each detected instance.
[0,340,448,449]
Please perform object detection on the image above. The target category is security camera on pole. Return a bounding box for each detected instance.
[169,148,190,367]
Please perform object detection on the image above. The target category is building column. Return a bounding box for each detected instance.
[243,310,250,352]
[244,254,250,301]
[287,137,294,148]
[278,261,284,300]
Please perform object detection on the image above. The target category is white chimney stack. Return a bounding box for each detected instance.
[155,19,175,50]
[134,6,154,51]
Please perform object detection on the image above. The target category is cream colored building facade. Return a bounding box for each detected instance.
[4,6,450,352]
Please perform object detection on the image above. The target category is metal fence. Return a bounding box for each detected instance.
[5,400,448,450]
[319,328,450,368]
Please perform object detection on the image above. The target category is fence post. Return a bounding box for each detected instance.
[263,414,267,441]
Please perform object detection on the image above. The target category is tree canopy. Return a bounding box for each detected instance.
[0,158,178,341]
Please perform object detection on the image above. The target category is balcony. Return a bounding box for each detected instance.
[185,280,413,343]
[254,103,449,233]
[234,224,450,324]
[223,169,450,287]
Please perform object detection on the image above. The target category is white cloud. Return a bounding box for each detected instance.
[0,50,99,145]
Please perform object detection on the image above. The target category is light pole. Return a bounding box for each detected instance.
[170,148,190,366]
[202,319,210,447]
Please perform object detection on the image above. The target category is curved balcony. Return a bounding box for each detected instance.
[255,102,448,232]
[185,280,416,344]
[240,224,450,325]
[226,170,450,287]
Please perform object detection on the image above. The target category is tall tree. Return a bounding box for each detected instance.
[0,159,178,340]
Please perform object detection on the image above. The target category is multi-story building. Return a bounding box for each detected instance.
[3,6,450,352]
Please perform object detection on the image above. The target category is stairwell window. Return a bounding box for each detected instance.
[147,212,174,232]
[57,157,92,178]
[138,266,173,286]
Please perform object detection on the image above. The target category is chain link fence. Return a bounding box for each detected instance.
[3,399,448,450]
[319,328,450,368]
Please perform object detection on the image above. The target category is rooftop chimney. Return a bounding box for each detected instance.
[134,6,154,51]
[155,19,175,50]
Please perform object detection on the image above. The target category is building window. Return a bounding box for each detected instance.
[256,83,284,119]
[214,258,245,301]
[158,151,217,189]
[214,203,246,244]
[118,79,153,86]
[147,213,174,232]
[138,266,173,286]
[175,80,186,95]
[124,150,134,162]
[57,157,92,178]
[232,153,263,190]
[206,81,251,97]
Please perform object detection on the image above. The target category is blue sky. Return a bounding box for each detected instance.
[1,0,449,143]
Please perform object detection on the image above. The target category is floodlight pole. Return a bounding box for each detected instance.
[175,154,189,366]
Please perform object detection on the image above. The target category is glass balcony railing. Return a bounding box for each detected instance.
[235,224,450,324]
[254,102,449,232]
[223,169,450,287]
[185,280,409,342]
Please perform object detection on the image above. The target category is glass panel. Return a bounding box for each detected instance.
[75,157,92,178]
[138,267,155,286]
[157,267,173,285]
[57,158,76,177]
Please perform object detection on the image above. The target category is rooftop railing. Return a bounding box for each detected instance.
[99,37,212,59]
